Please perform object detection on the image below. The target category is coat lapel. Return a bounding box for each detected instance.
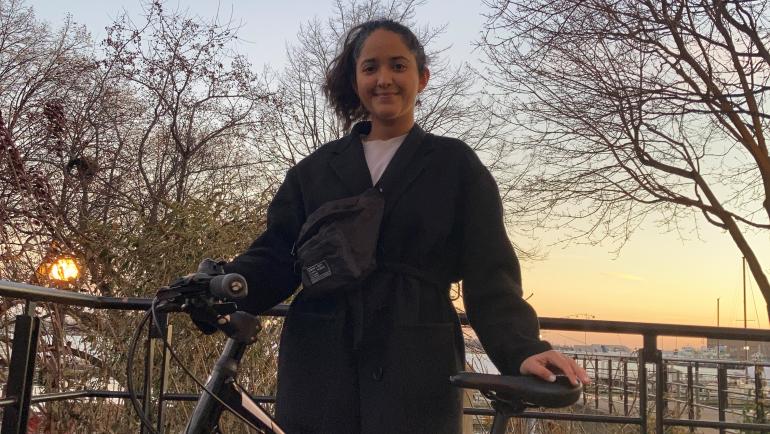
[329,121,434,216]
[375,123,432,217]
[329,123,374,195]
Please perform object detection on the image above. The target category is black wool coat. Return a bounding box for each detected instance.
[224,122,551,434]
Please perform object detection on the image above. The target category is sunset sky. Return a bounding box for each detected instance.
[32,0,770,350]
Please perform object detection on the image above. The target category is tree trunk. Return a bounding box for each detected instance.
[722,214,770,322]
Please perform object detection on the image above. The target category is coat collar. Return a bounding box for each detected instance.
[329,121,434,213]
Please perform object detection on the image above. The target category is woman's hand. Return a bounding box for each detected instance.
[520,350,591,386]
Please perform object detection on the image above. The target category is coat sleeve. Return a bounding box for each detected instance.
[223,167,304,314]
[459,158,552,376]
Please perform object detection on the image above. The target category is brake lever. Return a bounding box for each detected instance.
[211,302,238,315]
[184,298,240,335]
[154,273,213,307]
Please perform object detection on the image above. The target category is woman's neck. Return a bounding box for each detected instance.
[366,118,414,141]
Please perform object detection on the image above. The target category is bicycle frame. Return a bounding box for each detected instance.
[186,335,572,434]
[185,338,285,434]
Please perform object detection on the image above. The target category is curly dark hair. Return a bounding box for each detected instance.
[324,19,427,130]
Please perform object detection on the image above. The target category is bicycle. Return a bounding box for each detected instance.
[127,260,582,434]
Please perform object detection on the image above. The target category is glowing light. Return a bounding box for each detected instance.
[48,257,80,283]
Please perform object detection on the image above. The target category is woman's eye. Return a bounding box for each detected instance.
[362,65,376,73]
[394,63,407,71]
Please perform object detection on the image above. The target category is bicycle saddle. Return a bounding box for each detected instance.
[449,372,582,408]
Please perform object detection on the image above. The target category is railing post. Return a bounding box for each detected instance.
[608,358,614,414]
[623,358,629,416]
[156,322,172,434]
[639,351,647,433]
[594,358,600,410]
[687,364,694,433]
[141,314,157,434]
[641,333,662,434]
[660,362,669,414]
[582,357,587,408]
[718,365,727,434]
[1,301,40,434]
[755,364,765,433]
[695,362,700,420]
[656,358,665,434]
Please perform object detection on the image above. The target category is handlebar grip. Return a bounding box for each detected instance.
[208,273,248,300]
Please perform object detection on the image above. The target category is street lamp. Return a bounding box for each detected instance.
[37,255,81,286]
[48,256,80,283]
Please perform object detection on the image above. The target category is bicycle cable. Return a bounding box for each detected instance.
[149,298,264,433]
[126,309,160,434]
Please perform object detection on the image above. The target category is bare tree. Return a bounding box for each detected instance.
[0,0,95,283]
[0,1,279,430]
[94,0,274,290]
[478,0,770,317]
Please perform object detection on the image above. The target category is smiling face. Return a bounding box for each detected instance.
[354,29,429,137]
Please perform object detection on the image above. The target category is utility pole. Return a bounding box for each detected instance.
[744,257,749,361]
[566,313,595,345]
[717,297,720,327]
[744,257,748,329]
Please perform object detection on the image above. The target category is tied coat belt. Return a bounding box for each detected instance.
[344,262,450,349]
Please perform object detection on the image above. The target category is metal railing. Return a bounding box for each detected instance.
[2,279,770,433]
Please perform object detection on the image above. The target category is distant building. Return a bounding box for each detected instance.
[705,338,770,360]
[561,344,632,355]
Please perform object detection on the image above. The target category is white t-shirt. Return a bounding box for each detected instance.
[361,134,407,185]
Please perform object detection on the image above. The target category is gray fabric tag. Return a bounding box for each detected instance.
[306,260,332,284]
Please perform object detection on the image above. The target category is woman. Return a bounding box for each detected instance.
[224,19,589,434]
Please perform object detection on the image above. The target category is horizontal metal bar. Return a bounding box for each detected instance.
[11,389,770,431]
[0,390,277,407]
[29,390,143,404]
[664,418,770,431]
[161,393,275,404]
[461,409,770,430]
[0,390,129,407]
[538,317,770,341]
[159,393,198,402]
[4,280,770,341]
[0,280,151,310]
[30,391,92,403]
[462,408,642,424]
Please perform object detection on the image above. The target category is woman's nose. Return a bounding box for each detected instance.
[376,70,393,87]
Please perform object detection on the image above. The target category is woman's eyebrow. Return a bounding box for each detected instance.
[360,55,410,64]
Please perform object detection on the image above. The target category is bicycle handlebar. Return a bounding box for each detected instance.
[154,266,257,342]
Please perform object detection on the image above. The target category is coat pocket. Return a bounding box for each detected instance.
[375,322,463,434]
[275,312,344,432]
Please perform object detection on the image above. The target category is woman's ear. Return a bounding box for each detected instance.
[418,66,430,92]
